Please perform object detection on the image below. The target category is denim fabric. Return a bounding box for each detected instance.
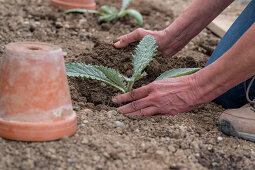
[205,0,255,108]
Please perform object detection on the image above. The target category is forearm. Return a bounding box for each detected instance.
[163,0,233,55]
[194,23,255,104]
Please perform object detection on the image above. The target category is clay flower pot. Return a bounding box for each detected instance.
[0,42,77,141]
[51,0,96,10]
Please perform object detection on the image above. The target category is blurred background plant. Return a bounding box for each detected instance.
[65,0,143,25]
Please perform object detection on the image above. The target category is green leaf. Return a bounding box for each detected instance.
[65,9,103,15]
[99,14,116,22]
[125,9,143,25]
[101,6,117,15]
[98,7,117,22]
[155,68,201,81]
[65,63,127,92]
[131,35,157,82]
[66,36,159,93]
[118,0,132,16]
[95,65,127,90]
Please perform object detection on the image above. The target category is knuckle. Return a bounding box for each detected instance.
[148,94,163,108]
[136,28,144,33]
[151,95,161,102]
[131,101,138,110]
[129,90,136,100]
[140,109,145,116]
[120,35,129,43]
[136,28,146,38]
[147,83,158,92]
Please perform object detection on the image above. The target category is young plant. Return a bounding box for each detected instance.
[66,35,157,93]
[65,0,143,25]
[65,35,200,93]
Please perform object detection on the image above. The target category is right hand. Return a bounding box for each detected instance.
[112,74,203,116]
[114,28,183,56]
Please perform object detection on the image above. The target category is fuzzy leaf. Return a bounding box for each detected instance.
[118,0,132,16]
[131,35,157,81]
[155,68,200,81]
[126,9,143,25]
[66,63,126,92]
[65,9,103,15]
[95,65,127,89]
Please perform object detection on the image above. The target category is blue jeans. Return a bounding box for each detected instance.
[206,0,255,108]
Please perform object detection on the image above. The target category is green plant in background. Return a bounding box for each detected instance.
[65,0,143,25]
[66,35,200,93]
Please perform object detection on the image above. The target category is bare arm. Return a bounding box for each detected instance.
[161,0,234,55]
[195,23,255,105]
[115,0,234,56]
[113,24,255,116]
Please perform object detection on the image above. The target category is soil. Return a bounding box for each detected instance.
[0,0,255,169]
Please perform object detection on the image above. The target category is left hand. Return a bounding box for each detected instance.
[114,28,179,56]
[112,75,202,116]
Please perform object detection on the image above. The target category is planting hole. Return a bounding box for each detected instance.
[28,46,42,51]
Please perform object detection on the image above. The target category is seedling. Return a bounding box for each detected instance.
[65,0,143,25]
[66,35,200,93]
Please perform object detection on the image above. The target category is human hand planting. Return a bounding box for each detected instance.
[114,0,233,56]
[112,75,201,116]
[114,28,177,56]
[114,27,194,57]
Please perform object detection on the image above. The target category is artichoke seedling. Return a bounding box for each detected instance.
[66,35,200,93]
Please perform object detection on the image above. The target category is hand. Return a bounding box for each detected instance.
[112,75,202,116]
[114,28,183,56]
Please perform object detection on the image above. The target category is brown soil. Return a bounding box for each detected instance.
[0,0,255,169]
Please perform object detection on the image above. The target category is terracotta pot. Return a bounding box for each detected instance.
[51,0,96,10]
[0,42,77,141]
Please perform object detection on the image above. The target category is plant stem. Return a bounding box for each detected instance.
[126,81,134,92]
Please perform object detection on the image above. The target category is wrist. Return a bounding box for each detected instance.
[191,69,224,105]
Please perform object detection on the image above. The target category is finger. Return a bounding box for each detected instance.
[114,28,146,48]
[117,96,152,114]
[128,107,159,116]
[113,35,125,43]
[117,35,125,40]
[112,85,150,104]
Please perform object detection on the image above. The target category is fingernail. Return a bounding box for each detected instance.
[112,98,117,103]
[114,41,120,47]
[113,38,120,43]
